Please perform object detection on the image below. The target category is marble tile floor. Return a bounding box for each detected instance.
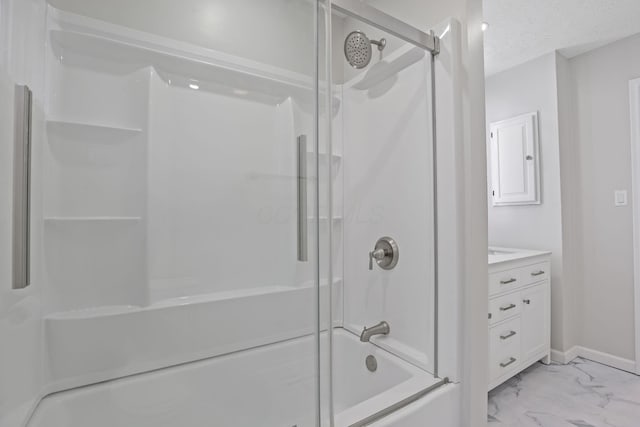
[488,358,640,427]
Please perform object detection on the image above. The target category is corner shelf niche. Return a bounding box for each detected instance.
[46,120,143,138]
[309,216,343,222]
[47,120,142,144]
[44,217,142,222]
[307,151,342,163]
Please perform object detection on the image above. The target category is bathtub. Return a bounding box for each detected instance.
[29,330,446,427]
[331,332,442,426]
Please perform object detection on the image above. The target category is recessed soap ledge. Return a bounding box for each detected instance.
[488,246,551,265]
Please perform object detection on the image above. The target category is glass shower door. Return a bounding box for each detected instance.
[326,1,445,425]
[1,0,329,426]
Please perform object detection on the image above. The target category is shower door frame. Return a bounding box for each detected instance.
[331,0,440,54]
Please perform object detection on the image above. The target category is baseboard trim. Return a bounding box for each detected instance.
[550,349,563,363]
[551,345,637,374]
[550,346,579,364]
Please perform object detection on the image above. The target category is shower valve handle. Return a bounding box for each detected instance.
[368,237,400,271]
[369,248,386,270]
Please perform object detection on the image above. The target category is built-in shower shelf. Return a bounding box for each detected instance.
[309,216,343,222]
[46,120,143,136]
[307,152,342,162]
[44,216,142,222]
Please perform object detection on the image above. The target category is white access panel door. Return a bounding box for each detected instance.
[489,112,540,206]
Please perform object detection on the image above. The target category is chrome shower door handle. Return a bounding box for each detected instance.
[297,135,308,262]
[12,85,32,289]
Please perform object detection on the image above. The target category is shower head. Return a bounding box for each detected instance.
[344,30,386,69]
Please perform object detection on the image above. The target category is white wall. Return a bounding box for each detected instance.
[568,33,640,361]
[485,53,567,352]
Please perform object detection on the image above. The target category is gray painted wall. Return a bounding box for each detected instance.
[569,33,640,361]
[555,52,581,354]
[485,52,568,352]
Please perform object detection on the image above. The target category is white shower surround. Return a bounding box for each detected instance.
[341,43,436,371]
[42,7,320,313]
[0,4,467,427]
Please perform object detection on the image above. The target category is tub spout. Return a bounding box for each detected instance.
[360,321,390,342]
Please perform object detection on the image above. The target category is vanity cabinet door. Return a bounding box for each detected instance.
[520,283,549,361]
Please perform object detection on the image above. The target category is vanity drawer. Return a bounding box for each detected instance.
[522,262,550,285]
[489,292,522,325]
[489,269,521,295]
[489,317,521,380]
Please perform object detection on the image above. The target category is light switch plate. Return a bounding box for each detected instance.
[615,190,628,206]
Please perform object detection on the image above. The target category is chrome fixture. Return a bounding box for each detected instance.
[500,357,517,368]
[360,321,390,342]
[365,355,378,372]
[344,30,386,69]
[369,236,399,270]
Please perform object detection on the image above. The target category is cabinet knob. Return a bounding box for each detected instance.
[523,299,531,305]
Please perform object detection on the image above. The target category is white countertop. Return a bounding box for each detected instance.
[488,246,551,265]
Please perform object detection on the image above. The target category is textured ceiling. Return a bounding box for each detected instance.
[483,0,640,75]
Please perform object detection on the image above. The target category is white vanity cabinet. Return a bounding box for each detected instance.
[488,248,551,390]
